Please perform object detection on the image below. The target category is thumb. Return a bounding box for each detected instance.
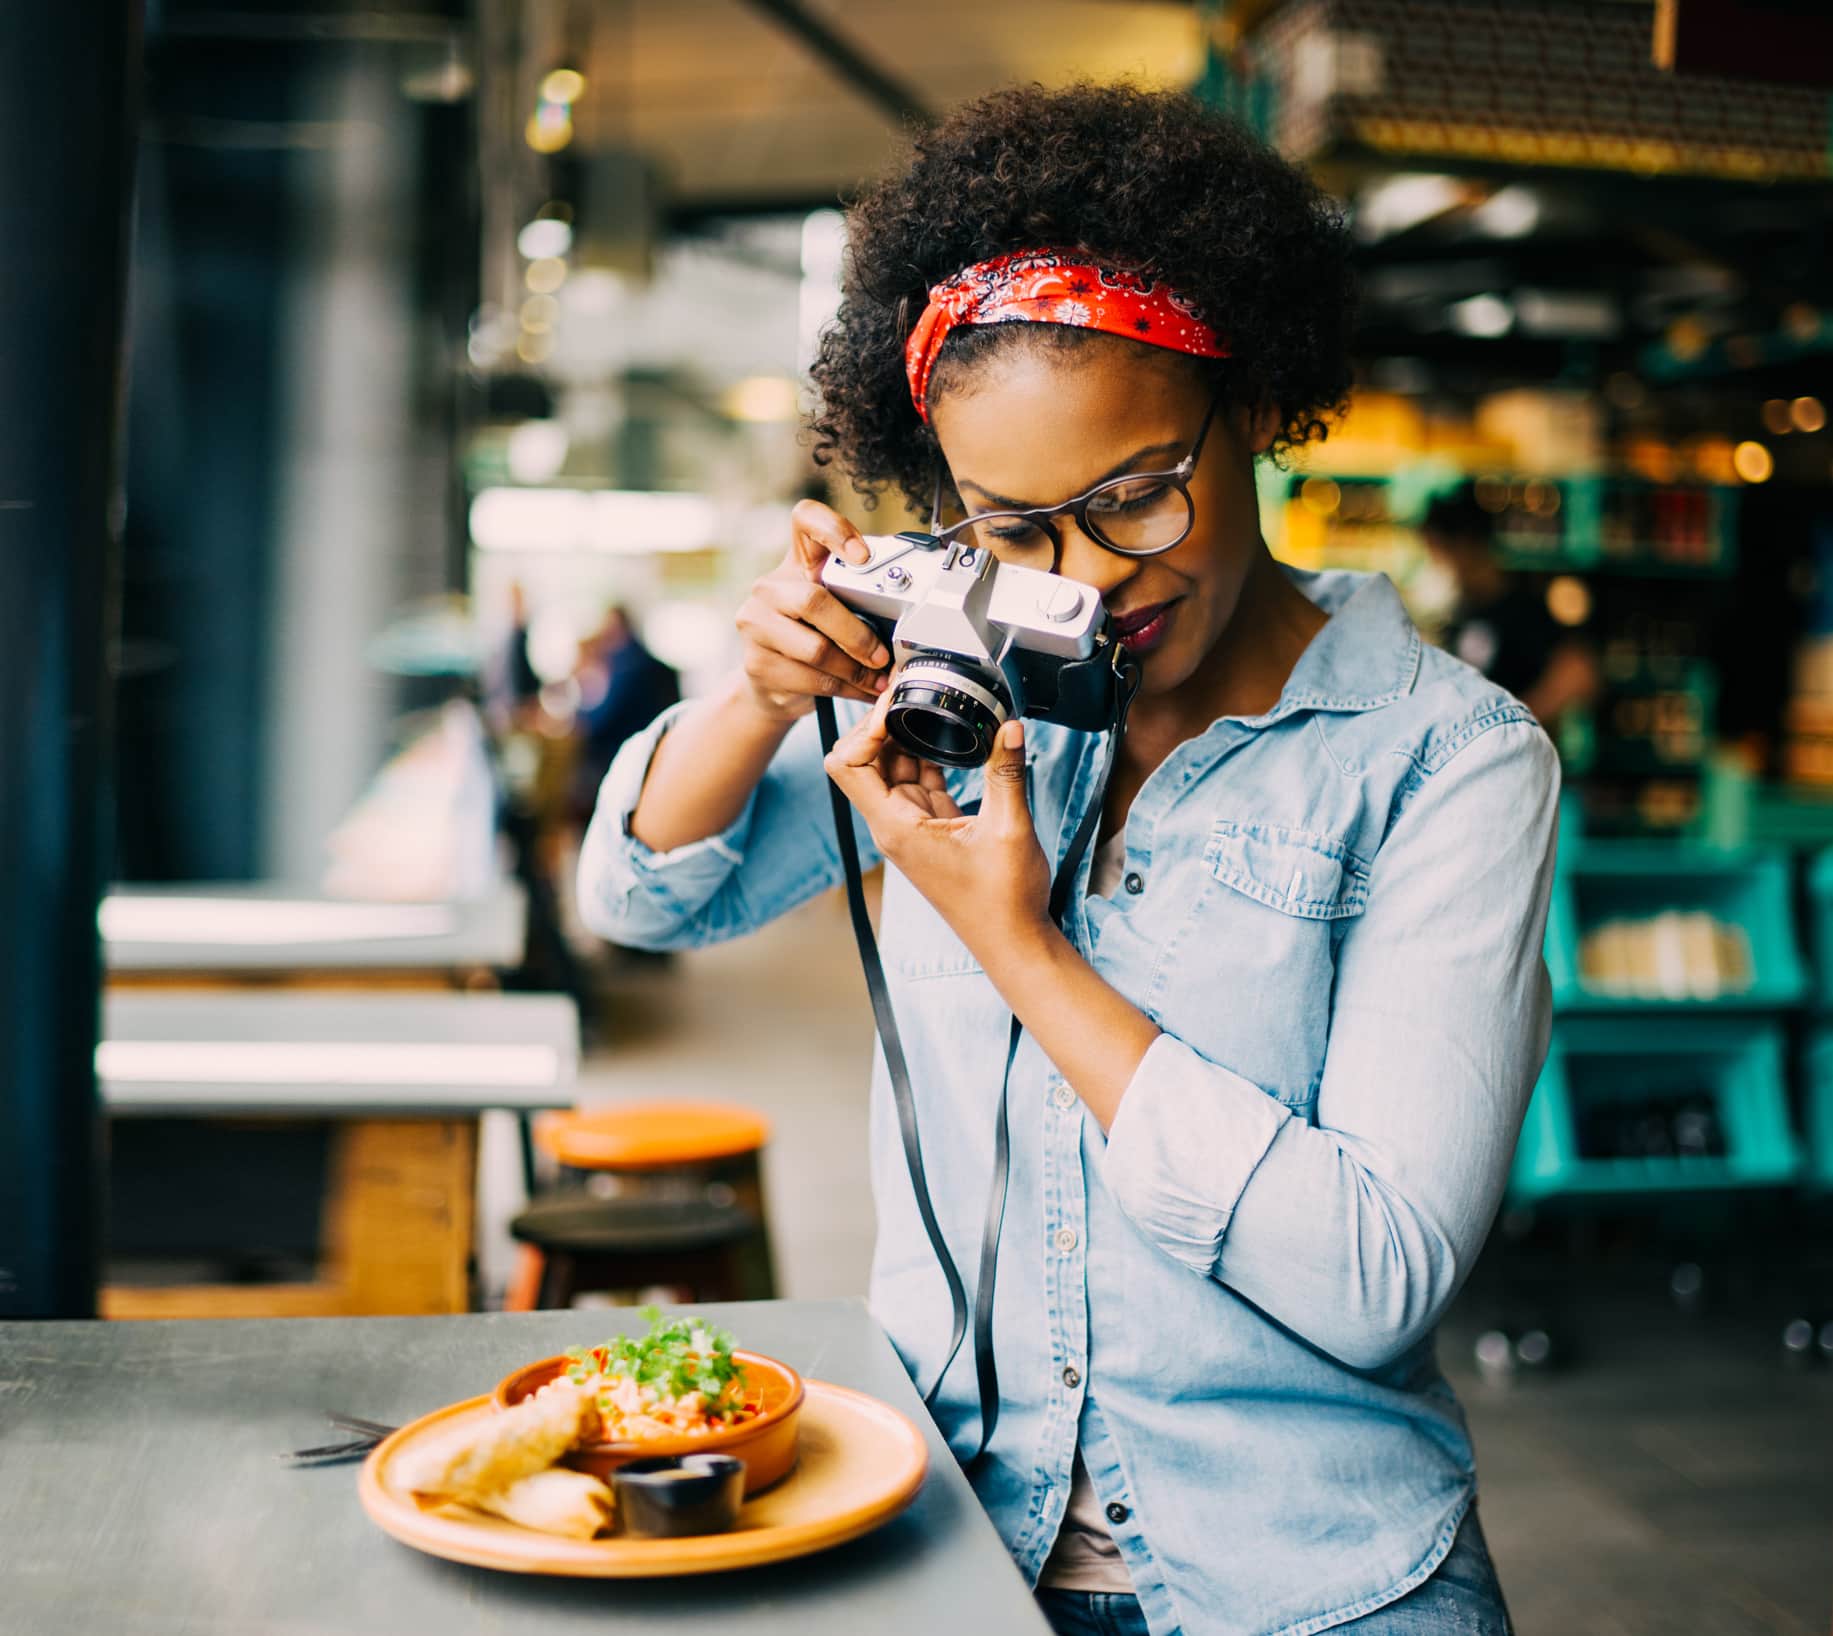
[981,719,1030,825]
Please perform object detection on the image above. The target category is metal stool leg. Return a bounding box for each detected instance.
[537,1249,577,1310]
[716,1152,777,1300]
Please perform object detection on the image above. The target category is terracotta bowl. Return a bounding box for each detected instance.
[493,1350,804,1497]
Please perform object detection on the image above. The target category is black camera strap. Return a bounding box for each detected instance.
[815,654,1139,1466]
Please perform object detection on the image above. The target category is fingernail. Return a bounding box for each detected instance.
[870,645,890,667]
[874,675,889,692]
[1002,720,1024,749]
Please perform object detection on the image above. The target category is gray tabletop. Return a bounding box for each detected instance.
[100,990,579,1116]
[0,1301,1048,1635]
[101,881,527,973]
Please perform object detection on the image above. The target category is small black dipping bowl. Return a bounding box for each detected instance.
[612,1454,747,1538]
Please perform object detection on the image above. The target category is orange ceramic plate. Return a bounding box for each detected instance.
[358,1379,928,1577]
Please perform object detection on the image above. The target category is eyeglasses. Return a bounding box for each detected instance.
[928,393,1221,573]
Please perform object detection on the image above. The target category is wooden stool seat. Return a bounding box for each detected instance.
[535,1101,771,1171]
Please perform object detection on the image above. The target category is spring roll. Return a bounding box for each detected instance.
[473,1467,615,1539]
[396,1378,596,1504]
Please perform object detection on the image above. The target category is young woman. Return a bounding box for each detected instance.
[579,84,1557,1636]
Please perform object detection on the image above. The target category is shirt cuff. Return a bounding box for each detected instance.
[1100,1033,1292,1277]
[577,699,757,930]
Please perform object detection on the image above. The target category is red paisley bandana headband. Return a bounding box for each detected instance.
[903,248,1230,423]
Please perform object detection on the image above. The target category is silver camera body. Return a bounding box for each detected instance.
[821,531,1127,767]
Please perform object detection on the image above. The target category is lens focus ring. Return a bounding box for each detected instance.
[886,658,1010,768]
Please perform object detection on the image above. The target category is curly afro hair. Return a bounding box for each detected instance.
[807,82,1356,513]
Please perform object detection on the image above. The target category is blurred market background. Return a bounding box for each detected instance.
[4,2,1832,1630]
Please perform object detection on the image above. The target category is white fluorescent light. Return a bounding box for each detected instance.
[1471,186,1540,239]
[1356,174,1463,242]
[1516,289,1620,339]
[98,1041,564,1088]
[101,898,459,946]
[469,487,720,555]
[517,218,573,260]
[1449,294,1515,338]
[506,420,570,482]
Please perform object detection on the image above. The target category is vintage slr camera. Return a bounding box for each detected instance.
[821,531,1133,767]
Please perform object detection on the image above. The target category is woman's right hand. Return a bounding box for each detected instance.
[735,498,893,723]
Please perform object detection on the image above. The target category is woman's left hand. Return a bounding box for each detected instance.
[824,691,1052,961]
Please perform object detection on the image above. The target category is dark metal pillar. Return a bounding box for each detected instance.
[740,0,933,128]
[0,3,141,1317]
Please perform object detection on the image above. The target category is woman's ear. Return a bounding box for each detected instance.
[1226,400,1282,457]
[1244,400,1281,455]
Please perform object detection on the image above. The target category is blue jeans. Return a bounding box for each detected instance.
[1036,1509,1512,1636]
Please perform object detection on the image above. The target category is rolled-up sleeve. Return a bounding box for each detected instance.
[1102,718,1560,1370]
[576,699,878,950]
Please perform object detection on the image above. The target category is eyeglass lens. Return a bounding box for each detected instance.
[947,475,1194,569]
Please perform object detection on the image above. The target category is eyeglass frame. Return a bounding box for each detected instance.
[926,390,1223,571]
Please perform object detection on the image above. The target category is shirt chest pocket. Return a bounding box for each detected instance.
[1201,821,1369,922]
[1147,821,1369,1109]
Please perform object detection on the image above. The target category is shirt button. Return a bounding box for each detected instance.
[1052,1083,1076,1110]
[1123,871,1144,895]
[1054,1227,1078,1254]
[1106,1502,1130,1526]
[1062,1365,1081,1389]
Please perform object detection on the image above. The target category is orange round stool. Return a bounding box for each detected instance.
[506,1102,776,1311]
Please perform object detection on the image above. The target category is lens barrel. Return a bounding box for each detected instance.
[885,658,1010,768]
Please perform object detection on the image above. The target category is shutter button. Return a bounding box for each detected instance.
[1123,871,1144,895]
[1039,581,1085,623]
[1062,1365,1081,1389]
[1106,1502,1130,1525]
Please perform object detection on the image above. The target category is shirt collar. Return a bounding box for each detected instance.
[1248,567,1421,723]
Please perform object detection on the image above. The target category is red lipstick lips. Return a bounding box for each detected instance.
[1110,599,1178,655]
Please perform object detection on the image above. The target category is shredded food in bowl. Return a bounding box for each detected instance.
[539,1307,760,1441]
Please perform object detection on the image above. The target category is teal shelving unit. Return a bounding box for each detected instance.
[1544,842,1805,1011]
[1511,1018,1802,1200]
[1700,758,1833,854]
[1516,806,1810,1207]
[1803,1030,1833,1191]
[1803,849,1833,1010]
[1492,475,1738,579]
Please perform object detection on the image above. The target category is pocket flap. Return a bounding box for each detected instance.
[1203,821,1368,920]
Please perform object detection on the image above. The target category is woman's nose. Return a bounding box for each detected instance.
[1054,521,1137,596]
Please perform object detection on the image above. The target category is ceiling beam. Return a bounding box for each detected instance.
[735,0,934,129]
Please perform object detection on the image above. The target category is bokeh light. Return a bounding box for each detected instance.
[540,68,585,105]
[1546,576,1592,628]
[1732,441,1774,483]
[525,257,567,294]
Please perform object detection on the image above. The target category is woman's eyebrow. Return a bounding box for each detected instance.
[956,439,1185,510]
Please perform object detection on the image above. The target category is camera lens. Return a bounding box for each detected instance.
[899,712,983,763]
[886,658,1010,768]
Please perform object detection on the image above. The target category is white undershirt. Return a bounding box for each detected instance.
[1037,830,1136,1595]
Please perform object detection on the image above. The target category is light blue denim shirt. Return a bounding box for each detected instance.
[578,568,1560,1636]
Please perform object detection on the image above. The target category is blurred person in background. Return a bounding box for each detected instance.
[502,581,543,718]
[577,85,1557,1636]
[570,604,680,823]
[482,580,543,738]
[1425,487,1600,733]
